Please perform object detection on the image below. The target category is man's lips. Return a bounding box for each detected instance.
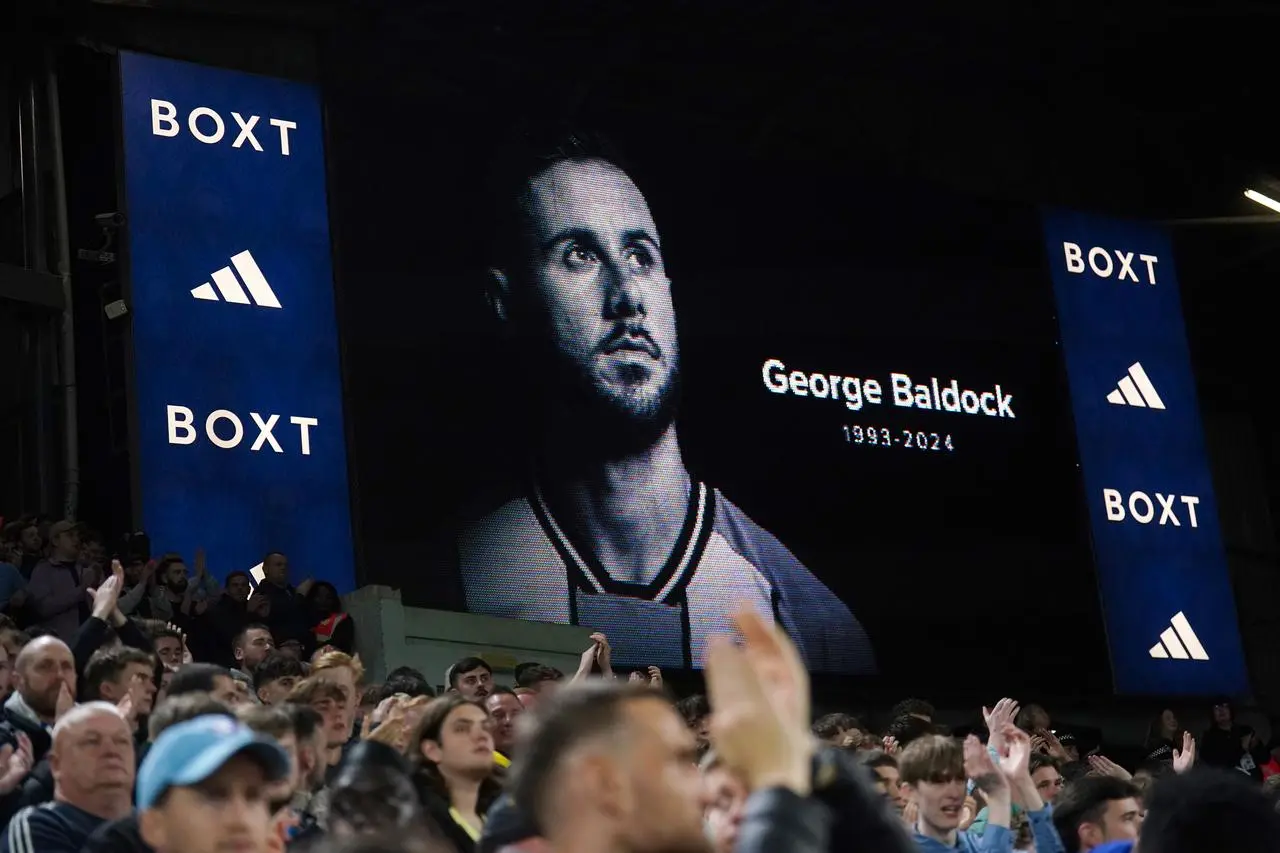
[602,335,660,358]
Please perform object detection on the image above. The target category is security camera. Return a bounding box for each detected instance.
[94,212,125,228]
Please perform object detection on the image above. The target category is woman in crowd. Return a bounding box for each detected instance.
[1143,708,1182,765]
[308,581,355,654]
[407,694,503,853]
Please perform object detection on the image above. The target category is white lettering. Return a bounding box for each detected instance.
[1064,242,1085,274]
[231,112,263,151]
[250,412,282,452]
[290,416,318,456]
[762,359,788,393]
[1103,488,1201,528]
[788,370,809,397]
[166,405,196,445]
[1128,491,1154,524]
[188,106,226,145]
[1116,250,1138,282]
[1103,488,1124,522]
[1087,246,1113,278]
[1139,253,1158,285]
[151,99,179,138]
[205,409,244,449]
[1181,494,1200,528]
[270,118,297,156]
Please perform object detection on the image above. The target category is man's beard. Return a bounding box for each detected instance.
[168,578,189,594]
[529,337,681,460]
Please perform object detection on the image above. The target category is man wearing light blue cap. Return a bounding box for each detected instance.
[136,714,291,853]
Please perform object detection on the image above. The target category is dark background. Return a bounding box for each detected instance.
[320,7,1109,699]
[11,0,1280,711]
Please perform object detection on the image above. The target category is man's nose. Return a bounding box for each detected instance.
[603,263,646,320]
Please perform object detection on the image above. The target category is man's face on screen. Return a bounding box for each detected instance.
[519,158,679,428]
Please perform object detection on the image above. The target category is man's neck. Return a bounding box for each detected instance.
[916,816,958,847]
[326,744,343,766]
[62,789,132,821]
[539,426,692,586]
[443,770,482,817]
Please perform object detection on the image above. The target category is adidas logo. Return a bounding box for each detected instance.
[1149,611,1209,661]
[190,250,282,308]
[1106,362,1165,409]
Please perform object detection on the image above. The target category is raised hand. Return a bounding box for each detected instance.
[1036,728,1068,760]
[1173,731,1197,774]
[55,682,75,722]
[705,606,812,795]
[117,691,136,726]
[592,632,613,674]
[628,671,645,683]
[0,734,33,795]
[89,561,125,621]
[963,734,1006,795]
[882,735,901,755]
[647,665,663,688]
[996,723,1032,781]
[982,698,1020,753]
[1086,754,1132,780]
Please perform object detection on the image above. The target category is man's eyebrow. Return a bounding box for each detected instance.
[540,227,661,254]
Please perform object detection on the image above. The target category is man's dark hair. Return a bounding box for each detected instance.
[1030,752,1061,775]
[1053,775,1142,853]
[379,667,435,701]
[254,652,307,692]
[148,623,183,645]
[514,664,563,689]
[448,657,492,689]
[509,681,664,829]
[225,570,249,586]
[886,713,936,747]
[888,698,935,721]
[859,749,898,771]
[812,712,862,740]
[166,663,231,698]
[233,623,273,652]
[1140,768,1280,853]
[285,702,324,742]
[82,647,156,701]
[148,694,234,741]
[486,129,634,274]
[675,694,711,726]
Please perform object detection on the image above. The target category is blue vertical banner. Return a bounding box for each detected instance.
[1044,210,1247,695]
[119,51,355,592]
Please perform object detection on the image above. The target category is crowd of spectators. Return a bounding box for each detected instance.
[1,516,1279,853]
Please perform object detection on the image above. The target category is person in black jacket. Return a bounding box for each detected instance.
[1201,698,1269,779]
[408,695,503,853]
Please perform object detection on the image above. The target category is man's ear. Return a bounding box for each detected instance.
[233,647,244,664]
[486,268,512,324]
[139,807,166,850]
[1078,821,1102,849]
[257,686,270,704]
[420,738,444,765]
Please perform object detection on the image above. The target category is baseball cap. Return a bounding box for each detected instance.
[47,520,77,538]
[137,715,291,809]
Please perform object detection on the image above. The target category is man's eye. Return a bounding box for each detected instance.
[624,247,653,269]
[564,244,598,266]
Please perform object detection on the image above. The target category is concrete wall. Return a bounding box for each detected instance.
[343,585,593,691]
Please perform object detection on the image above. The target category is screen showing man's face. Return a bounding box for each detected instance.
[519,158,679,430]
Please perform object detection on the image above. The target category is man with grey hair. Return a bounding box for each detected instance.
[3,702,135,852]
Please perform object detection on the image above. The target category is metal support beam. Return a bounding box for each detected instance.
[0,263,64,310]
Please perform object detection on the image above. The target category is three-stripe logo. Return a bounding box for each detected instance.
[1149,612,1209,661]
[191,250,282,308]
[1106,362,1164,409]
